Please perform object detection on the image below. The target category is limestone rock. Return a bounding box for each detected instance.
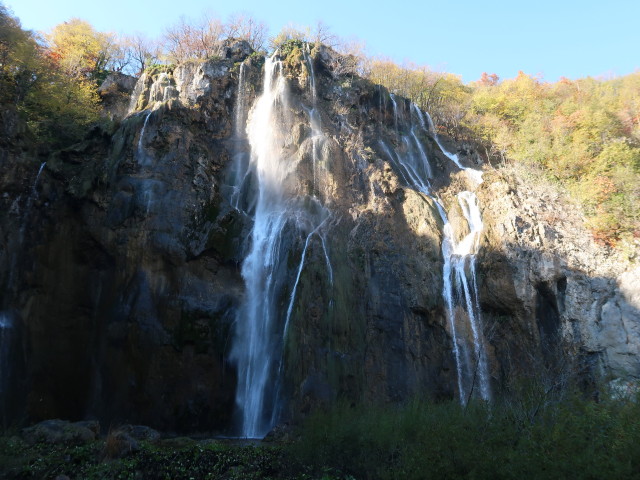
[1,44,638,436]
[22,419,96,445]
[98,72,138,120]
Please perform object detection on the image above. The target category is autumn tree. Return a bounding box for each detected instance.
[0,8,105,147]
[46,18,118,81]
[0,4,41,106]
[478,72,499,86]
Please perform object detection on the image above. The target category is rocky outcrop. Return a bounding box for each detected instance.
[476,168,640,387]
[0,42,257,432]
[98,72,138,120]
[0,40,638,434]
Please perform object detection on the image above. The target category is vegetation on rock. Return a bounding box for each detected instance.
[2,388,639,479]
[366,61,640,247]
[0,7,102,148]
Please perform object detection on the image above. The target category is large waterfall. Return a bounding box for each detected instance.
[230,52,332,438]
[383,99,491,403]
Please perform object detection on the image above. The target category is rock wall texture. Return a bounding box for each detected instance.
[0,40,637,432]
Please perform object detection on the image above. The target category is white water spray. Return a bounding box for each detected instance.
[442,192,491,402]
[137,111,152,162]
[231,52,333,438]
[229,61,253,212]
[380,103,491,402]
[423,111,483,184]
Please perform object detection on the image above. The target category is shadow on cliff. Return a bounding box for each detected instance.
[2,140,638,435]
[0,101,245,433]
[477,241,640,399]
[1,46,637,435]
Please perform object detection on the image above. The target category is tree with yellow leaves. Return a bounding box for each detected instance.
[46,18,118,81]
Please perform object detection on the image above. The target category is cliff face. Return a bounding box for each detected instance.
[0,41,638,433]
[476,171,640,387]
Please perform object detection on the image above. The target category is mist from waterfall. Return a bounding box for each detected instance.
[230,50,333,438]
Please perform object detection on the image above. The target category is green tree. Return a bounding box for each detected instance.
[0,6,103,148]
[0,4,41,106]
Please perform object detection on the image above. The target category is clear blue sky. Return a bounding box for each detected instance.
[5,0,639,83]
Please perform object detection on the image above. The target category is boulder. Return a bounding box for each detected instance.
[22,419,96,445]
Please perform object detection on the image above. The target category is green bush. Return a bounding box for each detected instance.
[290,392,640,480]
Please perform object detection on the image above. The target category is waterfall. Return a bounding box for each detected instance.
[33,162,46,191]
[0,311,13,426]
[387,98,434,186]
[22,161,46,215]
[229,61,253,212]
[440,192,491,403]
[235,62,248,134]
[0,313,12,388]
[390,93,400,135]
[423,111,483,184]
[304,44,316,101]
[137,111,152,163]
[303,47,325,195]
[380,104,491,403]
[8,162,46,292]
[134,72,178,166]
[230,52,332,438]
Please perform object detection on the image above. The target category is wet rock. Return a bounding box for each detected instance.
[263,423,294,443]
[22,419,96,445]
[102,425,160,459]
[1,44,638,437]
[116,424,161,442]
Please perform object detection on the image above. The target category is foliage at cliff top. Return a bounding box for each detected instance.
[367,61,640,248]
[0,7,102,148]
[2,3,638,248]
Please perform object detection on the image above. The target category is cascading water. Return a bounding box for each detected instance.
[302,47,327,197]
[137,111,152,162]
[228,61,253,212]
[440,191,491,403]
[380,101,491,403]
[135,72,178,166]
[305,44,316,101]
[388,96,434,188]
[230,51,332,438]
[21,161,46,219]
[423,111,483,185]
[0,313,12,400]
[7,162,47,292]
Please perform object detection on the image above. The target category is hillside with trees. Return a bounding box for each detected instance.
[1,4,639,479]
[1,4,636,249]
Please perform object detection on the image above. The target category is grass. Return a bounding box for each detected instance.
[2,391,639,479]
[290,392,640,480]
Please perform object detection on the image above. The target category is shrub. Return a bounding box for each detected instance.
[290,391,640,480]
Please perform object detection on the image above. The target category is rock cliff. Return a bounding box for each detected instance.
[0,40,637,433]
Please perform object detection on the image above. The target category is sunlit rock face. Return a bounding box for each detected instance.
[0,39,637,434]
